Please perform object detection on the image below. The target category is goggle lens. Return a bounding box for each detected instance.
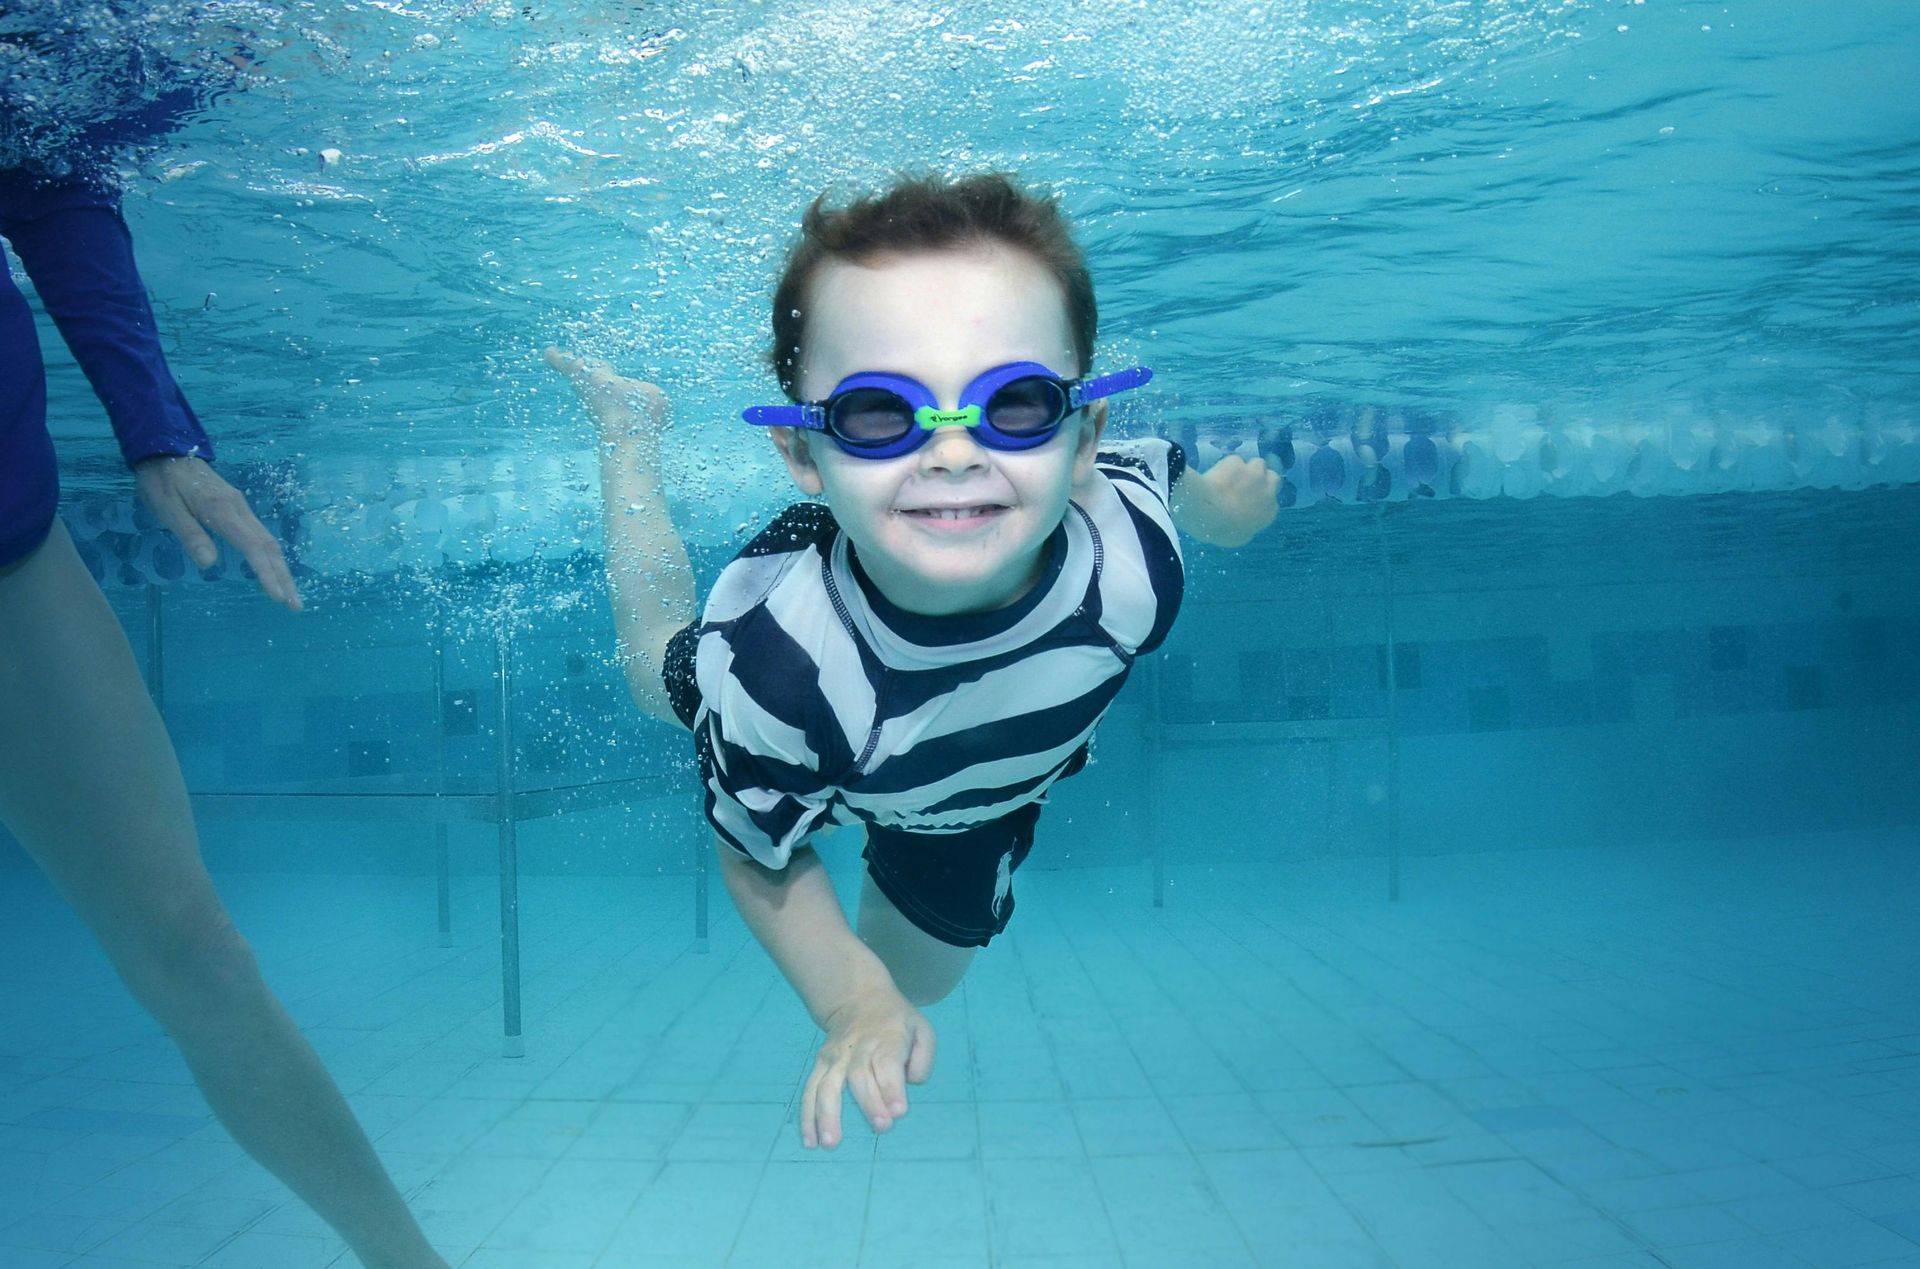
[829,387,917,445]
[824,375,1072,449]
[743,363,1148,456]
[983,376,1070,436]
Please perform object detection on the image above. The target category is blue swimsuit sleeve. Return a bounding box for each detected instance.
[0,171,215,468]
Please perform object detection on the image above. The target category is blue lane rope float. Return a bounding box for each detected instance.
[59,409,1920,585]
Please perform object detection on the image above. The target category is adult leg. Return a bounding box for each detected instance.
[0,522,445,1269]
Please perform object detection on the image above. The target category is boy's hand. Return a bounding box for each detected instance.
[803,986,936,1150]
[543,346,669,463]
[1172,454,1281,548]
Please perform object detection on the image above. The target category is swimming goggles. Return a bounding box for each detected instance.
[742,361,1154,460]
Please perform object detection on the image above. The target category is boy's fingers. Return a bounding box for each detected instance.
[870,1052,908,1119]
[814,1066,845,1148]
[905,1021,936,1084]
[804,1066,829,1148]
[800,1066,826,1149]
[800,1070,819,1149]
[849,1060,893,1132]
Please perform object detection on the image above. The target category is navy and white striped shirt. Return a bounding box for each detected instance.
[666,438,1186,869]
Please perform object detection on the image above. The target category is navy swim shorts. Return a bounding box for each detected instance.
[0,263,57,570]
[862,801,1045,949]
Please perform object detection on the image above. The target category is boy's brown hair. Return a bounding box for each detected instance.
[769,172,1097,400]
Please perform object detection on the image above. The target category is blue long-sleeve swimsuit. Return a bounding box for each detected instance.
[0,170,214,567]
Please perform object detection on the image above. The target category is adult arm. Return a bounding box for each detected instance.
[0,171,299,607]
[0,172,213,466]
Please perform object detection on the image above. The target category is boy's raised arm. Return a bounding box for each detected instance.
[1169,453,1281,547]
[546,346,695,730]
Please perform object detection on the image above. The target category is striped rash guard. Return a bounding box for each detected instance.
[664,438,1187,869]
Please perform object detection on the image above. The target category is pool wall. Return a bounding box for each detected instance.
[4,488,1915,877]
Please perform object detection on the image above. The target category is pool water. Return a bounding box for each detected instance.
[3,2,1918,1267]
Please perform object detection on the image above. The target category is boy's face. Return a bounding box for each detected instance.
[771,243,1105,617]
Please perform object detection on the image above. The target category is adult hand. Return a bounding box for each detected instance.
[134,455,302,610]
[802,986,936,1150]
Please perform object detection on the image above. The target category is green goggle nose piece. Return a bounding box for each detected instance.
[914,404,983,431]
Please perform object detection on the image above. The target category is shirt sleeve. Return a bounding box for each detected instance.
[0,170,215,468]
[664,612,806,862]
[692,659,839,870]
[1086,437,1186,656]
[672,504,854,868]
[1094,436,1185,506]
[667,609,817,863]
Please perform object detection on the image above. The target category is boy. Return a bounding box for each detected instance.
[550,172,1277,1150]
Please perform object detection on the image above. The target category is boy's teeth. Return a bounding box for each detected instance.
[912,506,994,519]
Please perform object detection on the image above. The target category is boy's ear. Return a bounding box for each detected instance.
[769,427,826,496]
[1072,400,1109,483]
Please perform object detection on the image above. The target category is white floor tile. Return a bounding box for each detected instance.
[0,836,1912,1269]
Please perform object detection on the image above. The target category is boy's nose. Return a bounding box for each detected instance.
[919,425,991,474]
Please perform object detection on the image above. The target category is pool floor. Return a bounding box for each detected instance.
[1,831,1917,1268]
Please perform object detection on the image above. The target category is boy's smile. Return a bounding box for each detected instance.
[771,243,1105,618]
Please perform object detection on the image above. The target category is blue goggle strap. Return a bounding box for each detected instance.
[741,364,1155,431]
[1071,365,1154,408]
[742,402,823,429]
